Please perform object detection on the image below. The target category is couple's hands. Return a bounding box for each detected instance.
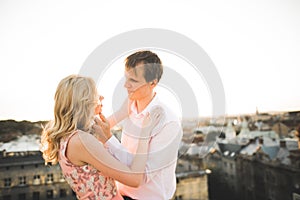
[94,96,104,115]
[92,106,164,143]
[92,98,131,143]
[92,114,112,143]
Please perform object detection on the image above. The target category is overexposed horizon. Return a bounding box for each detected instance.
[1,1,300,122]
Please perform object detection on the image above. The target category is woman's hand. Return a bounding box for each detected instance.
[94,96,104,115]
[92,113,112,143]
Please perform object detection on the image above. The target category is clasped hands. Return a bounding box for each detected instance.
[92,103,163,144]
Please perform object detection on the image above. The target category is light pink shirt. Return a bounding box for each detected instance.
[106,94,183,200]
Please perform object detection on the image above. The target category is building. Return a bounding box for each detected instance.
[173,173,208,200]
[0,150,76,200]
[205,129,300,200]
[0,130,209,200]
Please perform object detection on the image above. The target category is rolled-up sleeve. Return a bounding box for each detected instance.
[105,136,134,166]
[144,121,183,183]
[105,121,183,184]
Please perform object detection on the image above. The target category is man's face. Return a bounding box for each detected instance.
[124,65,153,100]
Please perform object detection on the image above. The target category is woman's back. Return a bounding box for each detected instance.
[59,131,122,200]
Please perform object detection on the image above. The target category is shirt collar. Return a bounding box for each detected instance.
[131,93,159,118]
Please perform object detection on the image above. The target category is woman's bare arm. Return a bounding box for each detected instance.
[107,98,132,128]
[67,131,147,187]
[67,108,162,187]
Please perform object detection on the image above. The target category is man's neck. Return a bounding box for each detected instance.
[136,92,156,113]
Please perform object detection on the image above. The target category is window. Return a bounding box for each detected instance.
[46,190,53,199]
[33,192,40,200]
[18,193,26,200]
[3,195,11,200]
[34,175,40,179]
[59,173,65,182]
[175,195,183,200]
[60,189,67,198]
[19,176,26,186]
[33,175,41,185]
[224,162,228,168]
[293,193,300,200]
[46,174,53,184]
[4,178,11,187]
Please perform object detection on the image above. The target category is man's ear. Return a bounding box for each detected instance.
[150,79,158,86]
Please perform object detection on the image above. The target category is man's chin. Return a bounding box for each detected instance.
[128,93,134,100]
[128,96,135,101]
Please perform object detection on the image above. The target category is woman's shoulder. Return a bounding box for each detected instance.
[67,130,95,151]
[76,130,103,150]
[76,130,96,141]
[70,130,94,145]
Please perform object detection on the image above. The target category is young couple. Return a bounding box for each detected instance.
[41,50,183,200]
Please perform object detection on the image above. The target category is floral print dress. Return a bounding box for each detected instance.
[59,131,123,200]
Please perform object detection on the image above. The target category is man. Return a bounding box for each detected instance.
[97,50,183,200]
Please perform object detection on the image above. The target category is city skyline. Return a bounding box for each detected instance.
[1,1,300,121]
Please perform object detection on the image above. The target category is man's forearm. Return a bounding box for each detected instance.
[108,110,127,128]
[105,136,134,166]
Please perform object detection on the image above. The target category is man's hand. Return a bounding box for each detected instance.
[140,106,164,138]
[92,114,112,143]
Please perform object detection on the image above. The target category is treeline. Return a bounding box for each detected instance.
[0,120,48,142]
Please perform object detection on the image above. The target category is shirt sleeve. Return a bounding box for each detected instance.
[105,121,183,183]
[105,135,134,166]
[144,121,183,183]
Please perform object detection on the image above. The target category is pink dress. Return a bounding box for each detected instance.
[59,131,123,200]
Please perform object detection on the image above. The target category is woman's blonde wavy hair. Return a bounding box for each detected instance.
[40,74,99,165]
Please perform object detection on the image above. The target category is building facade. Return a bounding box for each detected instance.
[0,150,76,200]
[205,139,300,200]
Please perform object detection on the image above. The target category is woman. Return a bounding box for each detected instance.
[40,74,161,200]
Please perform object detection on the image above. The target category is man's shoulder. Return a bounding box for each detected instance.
[157,101,180,123]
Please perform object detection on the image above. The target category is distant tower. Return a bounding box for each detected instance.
[225,120,236,140]
[238,118,250,139]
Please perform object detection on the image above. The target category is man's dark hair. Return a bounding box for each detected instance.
[125,50,163,83]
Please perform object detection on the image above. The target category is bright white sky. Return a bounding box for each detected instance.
[1,0,300,122]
